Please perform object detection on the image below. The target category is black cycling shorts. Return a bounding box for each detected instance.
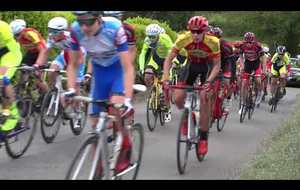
[178,62,208,85]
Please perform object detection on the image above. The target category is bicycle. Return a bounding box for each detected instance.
[40,68,88,144]
[269,76,284,113]
[0,65,42,158]
[145,71,167,132]
[239,72,258,123]
[170,83,205,175]
[209,76,230,132]
[65,84,146,180]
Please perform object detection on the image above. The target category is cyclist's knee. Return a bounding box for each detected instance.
[174,90,185,109]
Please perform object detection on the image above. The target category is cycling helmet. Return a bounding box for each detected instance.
[276,45,286,55]
[103,11,124,19]
[187,16,208,31]
[244,32,255,42]
[145,24,163,36]
[212,27,223,38]
[72,11,102,17]
[9,19,26,35]
[48,17,68,31]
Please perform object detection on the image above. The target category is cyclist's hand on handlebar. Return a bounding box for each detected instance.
[203,81,213,93]
[84,73,92,83]
[64,88,76,98]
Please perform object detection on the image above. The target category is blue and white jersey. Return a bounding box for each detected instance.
[46,31,73,50]
[70,16,128,67]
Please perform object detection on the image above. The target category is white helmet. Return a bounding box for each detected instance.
[48,17,68,31]
[9,19,26,35]
[145,24,164,36]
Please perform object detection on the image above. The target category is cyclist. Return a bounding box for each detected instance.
[9,19,48,94]
[237,32,264,113]
[262,46,271,99]
[139,24,186,122]
[162,16,221,157]
[0,20,22,132]
[269,45,290,104]
[66,11,135,173]
[210,26,236,111]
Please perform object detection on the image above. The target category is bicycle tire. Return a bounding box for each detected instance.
[240,104,247,123]
[40,88,62,144]
[65,135,101,180]
[5,97,38,159]
[217,101,228,132]
[176,109,190,174]
[116,123,144,180]
[146,88,158,132]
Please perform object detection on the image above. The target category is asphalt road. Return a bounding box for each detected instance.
[0,87,299,180]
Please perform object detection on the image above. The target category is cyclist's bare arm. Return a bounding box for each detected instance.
[119,51,135,99]
[128,45,137,65]
[86,58,93,74]
[207,57,221,82]
[35,47,51,66]
[67,50,80,89]
[163,48,178,81]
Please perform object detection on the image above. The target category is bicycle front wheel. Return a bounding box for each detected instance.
[5,97,38,159]
[146,88,158,131]
[65,135,103,180]
[40,88,62,143]
[116,123,144,180]
[176,109,190,174]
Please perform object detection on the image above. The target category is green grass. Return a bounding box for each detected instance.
[240,96,300,179]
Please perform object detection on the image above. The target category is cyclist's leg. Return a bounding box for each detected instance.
[0,50,22,131]
[254,60,263,104]
[143,58,158,87]
[279,65,287,95]
[241,60,252,107]
[269,65,279,104]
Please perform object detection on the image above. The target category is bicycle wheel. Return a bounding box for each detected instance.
[271,88,280,113]
[40,88,62,143]
[248,91,255,120]
[65,135,103,180]
[146,88,158,132]
[217,101,228,132]
[176,109,190,174]
[5,97,38,159]
[239,104,247,123]
[116,123,144,180]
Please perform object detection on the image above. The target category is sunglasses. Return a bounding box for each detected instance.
[77,18,97,26]
[148,35,158,39]
[48,28,64,36]
[191,30,204,34]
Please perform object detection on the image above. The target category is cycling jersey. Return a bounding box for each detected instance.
[53,48,86,82]
[271,53,289,67]
[139,33,173,71]
[16,28,46,53]
[238,41,263,62]
[123,23,136,46]
[173,31,220,63]
[71,16,128,67]
[70,16,128,115]
[47,31,73,50]
[0,20,22,79]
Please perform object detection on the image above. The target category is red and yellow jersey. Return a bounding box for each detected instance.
[16,28,46,53]
[173,31,220,63]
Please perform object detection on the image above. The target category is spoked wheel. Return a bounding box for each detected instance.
[5,97,38,159]
[270,89,280,113]
[116,123,144,180]
[248,93,255,120]
[239,104,247,123]
[40,88,62,144]
[146,88,158,132]
[217,107,228,132]
[65,135,102,180]
[176,109,191,174]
